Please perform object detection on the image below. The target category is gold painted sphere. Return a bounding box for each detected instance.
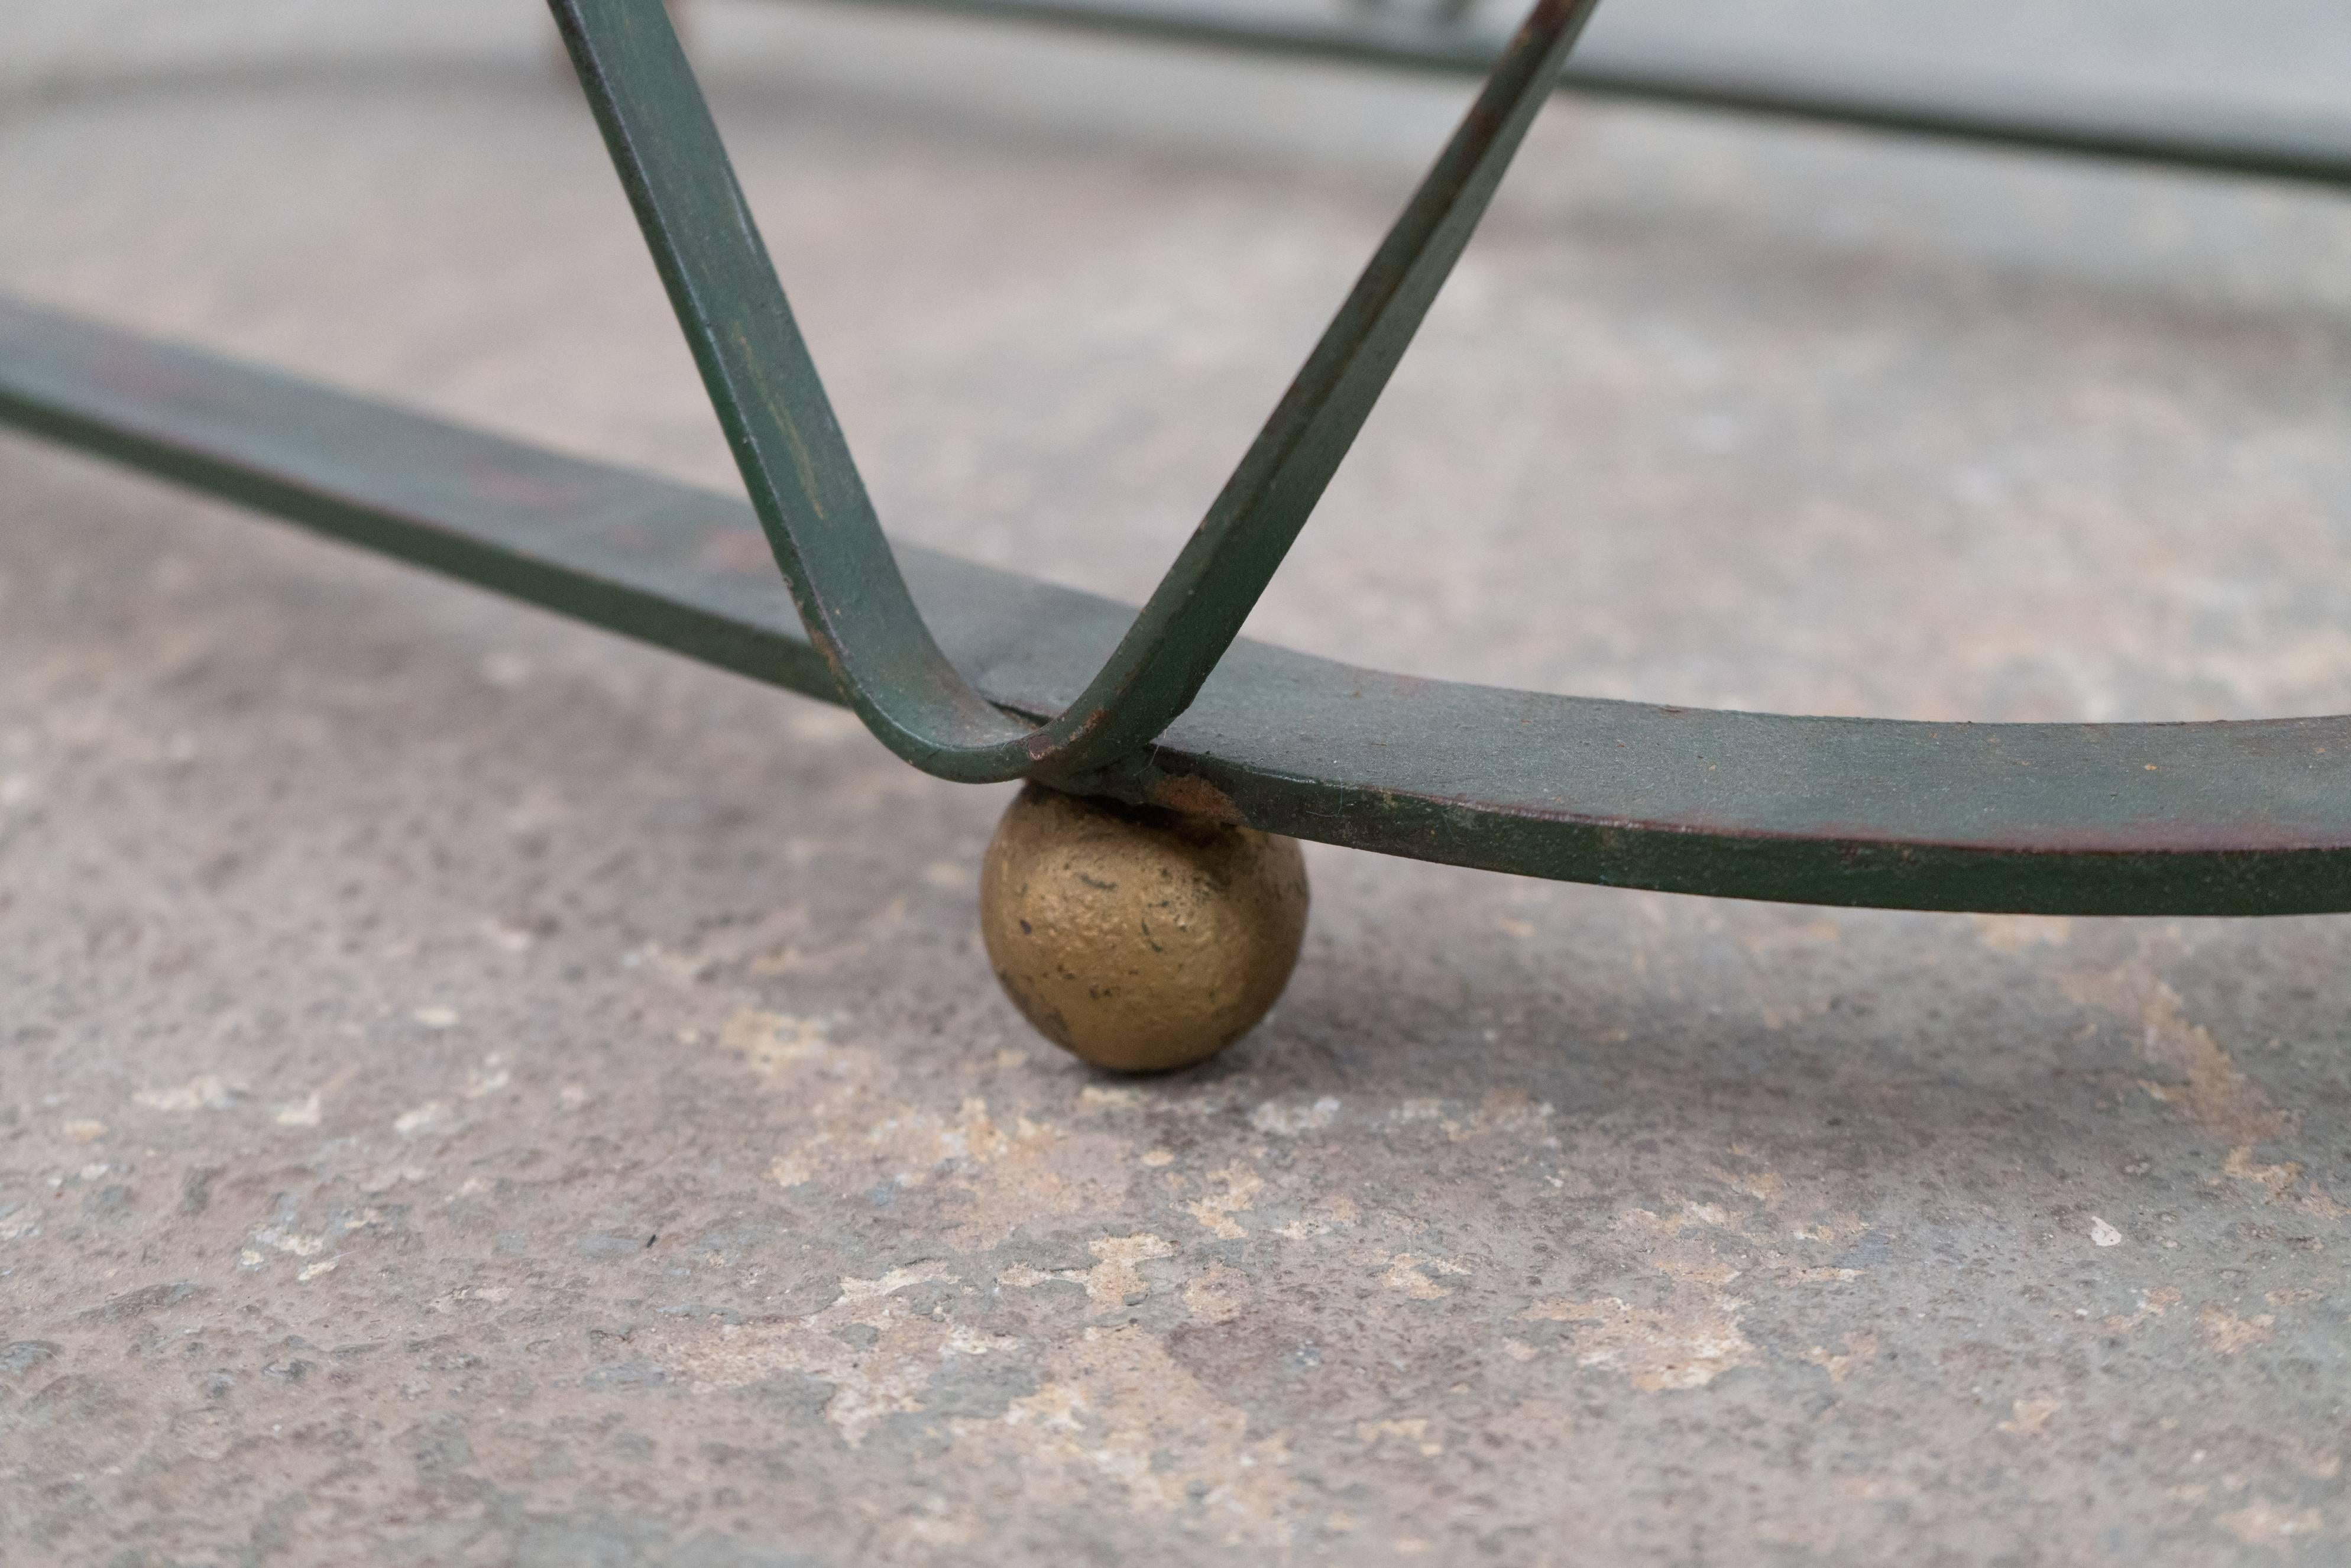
[979,783,1310,1073]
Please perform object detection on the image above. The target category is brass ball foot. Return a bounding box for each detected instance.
[979,783,1310,1073]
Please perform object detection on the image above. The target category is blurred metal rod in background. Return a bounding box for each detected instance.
[784,0,2351,189]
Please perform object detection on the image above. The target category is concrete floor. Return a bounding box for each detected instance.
[5,4,2351,1564]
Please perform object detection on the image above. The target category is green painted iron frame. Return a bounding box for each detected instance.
[4,0,2349,915]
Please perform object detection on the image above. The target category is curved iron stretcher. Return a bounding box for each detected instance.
[789,0,2351,195]
[2,0,2347,915]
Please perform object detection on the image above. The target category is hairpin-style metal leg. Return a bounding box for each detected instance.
[979,786,1309,1072]
[548,0,1603,785]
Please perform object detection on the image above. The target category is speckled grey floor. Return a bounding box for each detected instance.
[5,4,2351,1564]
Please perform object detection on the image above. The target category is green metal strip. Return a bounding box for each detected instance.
[549,0,1603,783]
[7,295,2347,916]
[782,0,2351,190]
